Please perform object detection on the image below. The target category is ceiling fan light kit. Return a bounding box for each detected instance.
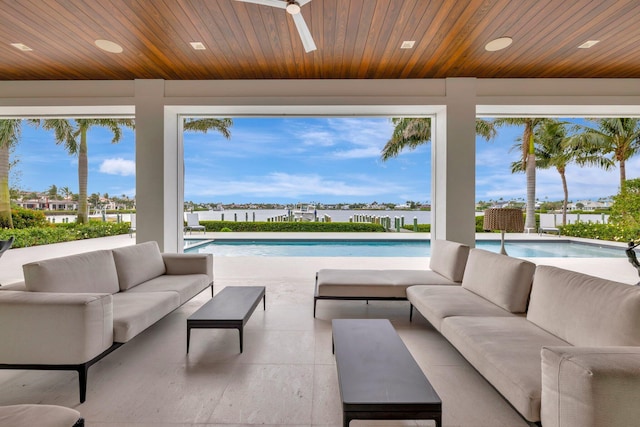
[237,0,316,53]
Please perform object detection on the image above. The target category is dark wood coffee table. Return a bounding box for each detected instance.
[187,286,265,353]
[332,319,441,427]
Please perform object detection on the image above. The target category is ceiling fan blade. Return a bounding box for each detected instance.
[291,12,317,53]
[297,0,312,6]
[235,0,286,9]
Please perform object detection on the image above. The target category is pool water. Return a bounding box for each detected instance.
[184,239,626,258]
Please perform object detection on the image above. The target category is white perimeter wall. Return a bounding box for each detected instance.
[1,78,640,251]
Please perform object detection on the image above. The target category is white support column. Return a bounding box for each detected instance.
[135,80,180,252]
[432,78,477,247]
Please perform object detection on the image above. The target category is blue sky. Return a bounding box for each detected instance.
[11,117,638,204]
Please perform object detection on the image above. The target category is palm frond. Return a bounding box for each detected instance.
[184,118,233,139]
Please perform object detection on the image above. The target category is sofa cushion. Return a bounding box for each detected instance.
[441,316,570,422]
[112,241,166,291]
[407,285,516,331]
[23,250,119,294]
[126,273,211,304]
[461,249,536,313]
[541,346,640,427]
[527,265,640,346]
[112,291,179,342]
[316,269,457,298]
[429,239,470,282]
[0,404,82,427]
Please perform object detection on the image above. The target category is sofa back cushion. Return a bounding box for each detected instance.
[112,241,167,291]
[528,265,640,346]
[429,239,470,282]
[23,250,119,294]
[461,249,536,313]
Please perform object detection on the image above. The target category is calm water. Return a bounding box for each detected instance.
[185,239,626,258]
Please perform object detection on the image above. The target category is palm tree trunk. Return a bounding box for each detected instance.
[620,159,626,189]
[523,123,536,230]
[77,129,89,224]
[559,167,568,226]
[0,144,13,228]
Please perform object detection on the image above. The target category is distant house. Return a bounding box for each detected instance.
[569,200,611,211]
[15,196,77,211]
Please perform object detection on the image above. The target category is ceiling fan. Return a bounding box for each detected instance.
[236,0,317,53]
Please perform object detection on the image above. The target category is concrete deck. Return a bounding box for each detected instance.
[0,233,638,426]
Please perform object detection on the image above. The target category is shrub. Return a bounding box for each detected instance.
[560,222,640,243]
[4,207,49,229]
[401,224,431,232]
[0,221,131,248]
[609,178,640,229]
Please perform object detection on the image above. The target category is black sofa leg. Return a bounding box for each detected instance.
[77,364,88,403]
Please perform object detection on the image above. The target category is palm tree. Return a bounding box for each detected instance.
[568,118,640,189]
[493,118,549,231]
[380,117,497,161]
[39,119,135,224]
[0,119,41,228]
[60,186,73,199]
[0,120,22,228]
[511,120,608,225]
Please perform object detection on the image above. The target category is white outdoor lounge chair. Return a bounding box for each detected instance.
[538,214,561,236]
[128,214,136,238]
[185,213,206,234]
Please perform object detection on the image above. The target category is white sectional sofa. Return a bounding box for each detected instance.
[0,241,213,403]
[408,248,640,427]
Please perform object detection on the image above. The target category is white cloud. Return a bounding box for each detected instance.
[99,158,135,176]
[185,172,406,200]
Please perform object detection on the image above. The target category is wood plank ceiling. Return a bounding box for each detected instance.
[0,0,639,80]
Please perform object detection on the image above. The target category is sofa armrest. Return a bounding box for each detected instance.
[0,291,113,365]
[541,346,640,427]
[162,253,213,281]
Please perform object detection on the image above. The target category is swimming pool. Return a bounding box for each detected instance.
[184,239,626,258]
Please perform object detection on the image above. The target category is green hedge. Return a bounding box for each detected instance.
[199,220,386,232]
[0,221,131,248]
[559,222,640,243]
[401,224,431,232]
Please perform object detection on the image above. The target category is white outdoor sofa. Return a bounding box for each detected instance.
[408,248,640,427]
[0,241,213,403]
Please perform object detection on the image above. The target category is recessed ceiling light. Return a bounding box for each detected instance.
[401,41,415,49]
[578,40,600,49]
[94,39,123,54]
[10,43,33,52]
[485,37,513,52]
[190,42,206,50]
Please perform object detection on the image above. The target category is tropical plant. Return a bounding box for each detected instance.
[493,118,549,231]
[609,178,640,229]
[380,117,497,161]
[511,120,608,225]
[38,119,135,224]
[0,120,21,228]
[60,186,73,199]
[568,118,640,189]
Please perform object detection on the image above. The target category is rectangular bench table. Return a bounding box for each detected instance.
[187,286,265,353]
[332,319,441,427]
